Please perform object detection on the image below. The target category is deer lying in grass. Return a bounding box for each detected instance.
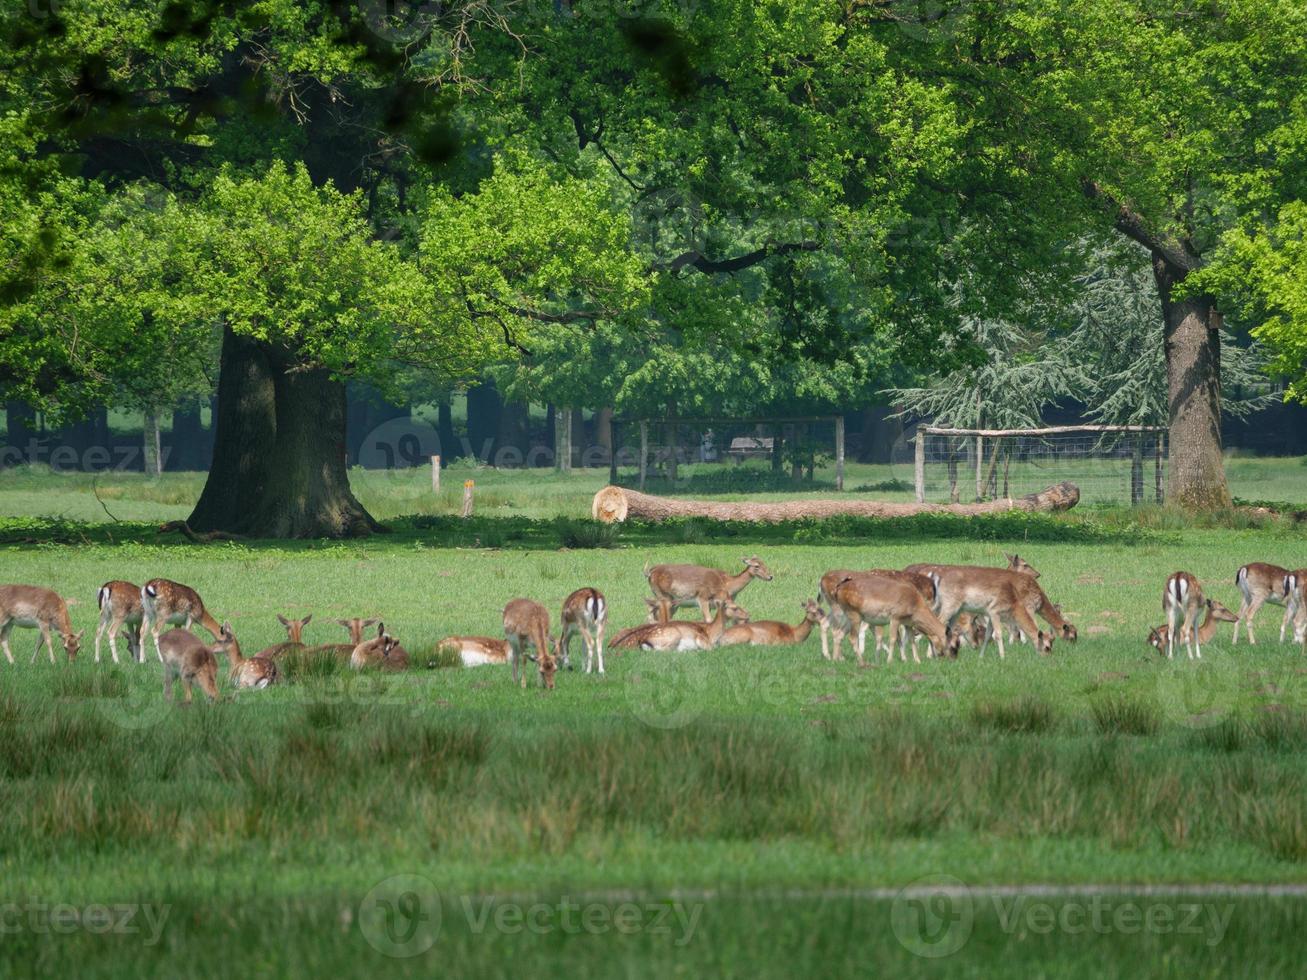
[439,636,512,667]
[349,622,409,672]
[830,575,958,665]
[1233,562,1293,644]
[1162,571,1205,659]
[219,624,277,688]
[1149,599,1238,655]
[503,599,556,689]
[141,579,223,663]
[646,556,773,622]
[252,614,313,660]
[95,580,142,664]
[718,600,824,648]
[0,585,83,664]
[157,628,222,703]
[631,601,749,652]
[560,587,607,674]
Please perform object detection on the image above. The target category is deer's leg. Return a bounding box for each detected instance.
[1165,602,1178,660]
[32,627,49,664]
[595,622,606,675]
[1281,602,1294,644]
[1244,595,1266,645]
[0,622,12,664]
[886,617,903,663]
[698,597,713,622]
[94,615,107,663]
[163,667,173,701]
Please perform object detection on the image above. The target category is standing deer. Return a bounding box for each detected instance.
[830,575,958,666]
[646,557,773,622]
[95,580,143,664]
[0,585,83,664]
[220,624,278,688]
[157,628,222,703]
[635,601,749,651]
[908,565,1054,660]
[1232,563,1293,644]
[349,623,409,672]
[1149,599,1238,654]
[1163,571,1204,659]
[819,569,941,661]
[718,600,825,648]
[140,579,223,663]
[503,599,556,689]
[559,587,608,675]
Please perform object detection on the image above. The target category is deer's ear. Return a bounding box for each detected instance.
[376,622,385,637]
[363,618,378,628]
[301,614,312,626]
[277,614,289,627]
[74,629,85,641]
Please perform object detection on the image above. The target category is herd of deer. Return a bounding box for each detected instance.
[0,557,1301,698]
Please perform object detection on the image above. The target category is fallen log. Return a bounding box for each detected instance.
[591,482,1080,524]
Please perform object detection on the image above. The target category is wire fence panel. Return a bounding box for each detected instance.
[903,427,1167,506]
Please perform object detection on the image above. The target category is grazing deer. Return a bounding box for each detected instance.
[646,556,773,622]
[349,622,409,672]
[503,599,556,689]
[95,580,143,664]
[718,600,825,648]
[911,565,1054,660]
[1288,570,1307,648]
[560,587,608,675]
[219,624,278,688]
[831,575,958,666]
[1149,599,1238,654]
[1232,563,1293,645]
[439,636,512,667]
[157,628,222,703]
[819,569,941,661]
[0,585,82,664]
[140,579,223,663]
[636,600,749,651]
[253,614,313,660]
[1163,571,1204,659]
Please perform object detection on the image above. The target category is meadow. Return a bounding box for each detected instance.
[1,459,1306,977]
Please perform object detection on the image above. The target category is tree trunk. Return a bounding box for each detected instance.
[595,406,614,457]
[437,399,457,461]
[188,327,380,538]
[171,403,206,470]
[142,408,162,475]
[6,400,35,459]
[1153,257,1231,509]
[465,379,501,463]
[593,481,1081,523]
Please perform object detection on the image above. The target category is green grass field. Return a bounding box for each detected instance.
[0,459,1305,977]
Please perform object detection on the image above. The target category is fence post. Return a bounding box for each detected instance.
[1131,438,1143,506]
[431,455,440,493]
[461,480,474,518]
[914,429,926,503]
[639,421,648,492]
[834,415,845,491]
[974,435,983,502]
[1155,432,1164,505]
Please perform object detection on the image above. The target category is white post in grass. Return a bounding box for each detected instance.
[431,455,440,493]
[834,415,845,491]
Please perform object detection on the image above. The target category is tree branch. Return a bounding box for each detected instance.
[1081,179,1197,272]
[650,240,821,275]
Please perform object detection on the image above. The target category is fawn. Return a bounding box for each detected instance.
[157,628,223,703]
[349,622,409,672]
[503,599,556,689]
[559,587,607,674]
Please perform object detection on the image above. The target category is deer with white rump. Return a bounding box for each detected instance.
[1150,599,1238,654]
[910,565,1055,659]
[646,557,773,622]
[0,585,83,664]
[559,587,608,674]
[141,578,224,663]
[1232,563,1294,644]
[1162,571,1205,659]
[95,580,143,663]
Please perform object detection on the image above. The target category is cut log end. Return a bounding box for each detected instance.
[590,483,1081,524]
